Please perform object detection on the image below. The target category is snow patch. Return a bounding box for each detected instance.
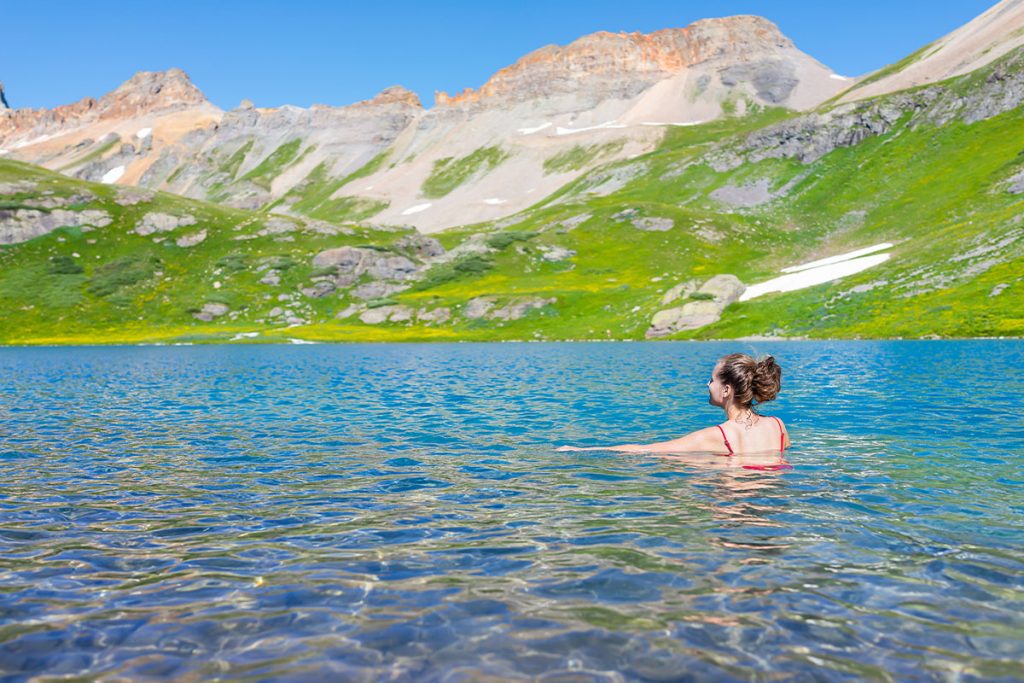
[101,165,125,184]
[231,332,260,340]
[0,149,7,156]
[483,198,507,205]
[781,243,893,273]
[518,122,552,135]
[289,338,317,344]
[401,203,432,216]
[640,121,704,127]
[12,133,54,150]
[556,121,626,136]
[136,128,152,139]
[741,254,891,301]
[830,74,850,81]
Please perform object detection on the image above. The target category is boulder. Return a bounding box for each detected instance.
[539,245,576,261]
[351,281,407,301]
[365,254,418,281]
[0,181,37,195]
[646,275,745,338]
[417,307,452,324]
[0,207,112,245]
[490,297,557,321]
[358,305,413,324]
[632,217,674,232]
[135,212,196,236]
[193,302,229,322]
[301,280,336,298]
[359,307,391,324]
[395,234,446,259]
[1008,170,1024,195]
[463,297,496,319]
[335,304,362,320]
[661,280,699,305]
[257,217,298,236]
[175,229,207,248]
[312,246,367,272]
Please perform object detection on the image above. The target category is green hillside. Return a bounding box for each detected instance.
[1,50,1022,345]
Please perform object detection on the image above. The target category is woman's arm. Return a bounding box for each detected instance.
[558,427,723,454]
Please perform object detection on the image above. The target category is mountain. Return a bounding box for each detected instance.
[0,3,1021,345]
[838,0,1024,103]
[1,16,847,232]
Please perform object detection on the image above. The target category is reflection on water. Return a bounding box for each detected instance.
[0,341,1022,681]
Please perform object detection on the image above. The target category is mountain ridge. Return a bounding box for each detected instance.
[0,2,1022,344]
[0,13,849,232]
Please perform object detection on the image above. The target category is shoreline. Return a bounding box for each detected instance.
[2,335,1021,349]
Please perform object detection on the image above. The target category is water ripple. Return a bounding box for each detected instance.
[0,341,1021,681]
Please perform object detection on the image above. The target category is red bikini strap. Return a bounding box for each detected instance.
[771,416,784,451]
[716,425,733,455]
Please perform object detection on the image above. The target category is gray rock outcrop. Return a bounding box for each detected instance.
[631,217,674,232]
[193,302,230,321]
[135,212,196,235]
[175,229,207,247]
[0,208,112,245]
[463,296,555,321]
[359,305,414,325]
[727,50,1024,168]
[1007,170,1024,194]
[647,275,745,338]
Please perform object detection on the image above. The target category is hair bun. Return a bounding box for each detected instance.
[752,355,782,403]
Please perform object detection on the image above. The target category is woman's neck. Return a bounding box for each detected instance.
[724,403,756,423]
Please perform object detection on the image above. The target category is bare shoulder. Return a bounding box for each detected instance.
[643,426,726,454]
[768,415,791,447]
[687,426,730,452]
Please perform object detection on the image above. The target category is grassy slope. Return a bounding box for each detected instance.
[1,54,1023,344]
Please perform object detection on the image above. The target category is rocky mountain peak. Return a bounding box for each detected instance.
[98,68,208,118]
[352,85,422,109]
[434,15,795,107]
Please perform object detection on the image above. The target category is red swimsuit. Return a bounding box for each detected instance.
[716,416,791,470]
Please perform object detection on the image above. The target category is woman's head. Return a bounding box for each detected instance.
[708,354,782,410]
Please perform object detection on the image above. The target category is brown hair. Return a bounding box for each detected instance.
[716,353,782,409]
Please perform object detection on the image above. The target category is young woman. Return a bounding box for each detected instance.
[558,354,790,456]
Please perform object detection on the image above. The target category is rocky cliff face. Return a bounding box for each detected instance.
[715,47,1024,168]
[0,69,210,143]
[0,15,847,232]
[435,16,795,107]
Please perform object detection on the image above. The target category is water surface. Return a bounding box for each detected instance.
[1,341,1022,681]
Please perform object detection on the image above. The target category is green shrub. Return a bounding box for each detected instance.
[88,255,161,297]
[485,230,536,250]
[265,255,297,271]
[411,254,494,291]
[453,255,493,274]
[216,253,248,272]
[688,292,715,301]
[50,255,84,274]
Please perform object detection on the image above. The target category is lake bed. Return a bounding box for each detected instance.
[1,341,1021,681]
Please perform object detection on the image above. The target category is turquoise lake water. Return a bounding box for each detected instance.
[0,341,1022,681]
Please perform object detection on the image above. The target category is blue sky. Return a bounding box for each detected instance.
[3,0,999,111]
